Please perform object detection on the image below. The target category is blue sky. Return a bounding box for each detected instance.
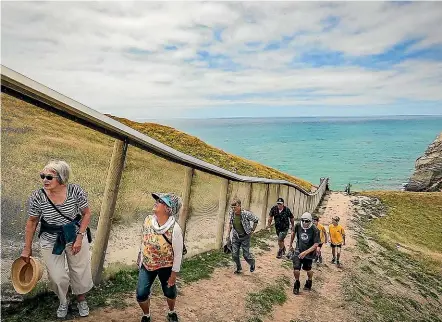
[2,2,442,119]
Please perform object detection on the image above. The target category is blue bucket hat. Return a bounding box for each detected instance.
[152,192,182,218]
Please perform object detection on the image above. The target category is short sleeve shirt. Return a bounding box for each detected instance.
[269,206,294,232]
[27,184,89,248]
[329,224,345,245]
[294,223,321,259]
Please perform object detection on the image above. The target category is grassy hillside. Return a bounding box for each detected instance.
[346,191,442,322]
[365,191,442,269]
[110,115,312,190]
[1,93,311,239]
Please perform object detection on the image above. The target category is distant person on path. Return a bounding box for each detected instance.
[136,193,184,322]
[21,160,93,318]
[312,215,327,263]
[289,212,320,295]
[344,183,352,195]
[266,197,294,258]
[329,216,346,267]
[225,199,259,274]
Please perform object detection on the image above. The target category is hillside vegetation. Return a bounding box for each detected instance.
[346,191,442,322]
[110,115,312,190]
[1,93,311,237]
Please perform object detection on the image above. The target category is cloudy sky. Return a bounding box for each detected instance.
[2,1,442,119]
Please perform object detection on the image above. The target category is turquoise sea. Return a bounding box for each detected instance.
[156,116,442,191]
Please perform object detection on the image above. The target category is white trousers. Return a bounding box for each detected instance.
[41,235,94,304]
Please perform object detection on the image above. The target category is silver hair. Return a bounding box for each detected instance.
[44,160,71,185]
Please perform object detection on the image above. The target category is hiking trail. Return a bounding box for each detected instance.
[69,192,356,322]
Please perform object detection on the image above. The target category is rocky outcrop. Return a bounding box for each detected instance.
[351,196,387,222]
[405,132,442,192]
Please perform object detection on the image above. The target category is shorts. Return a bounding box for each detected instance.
[331,243,342,248]
[276,229,288,241]
[292,251,313,271]
[136,266,177,302]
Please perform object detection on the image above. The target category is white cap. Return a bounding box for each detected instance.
[301,212,312,221]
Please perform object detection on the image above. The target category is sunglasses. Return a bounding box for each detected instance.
[40,173,58,180]
[301,219,311,223]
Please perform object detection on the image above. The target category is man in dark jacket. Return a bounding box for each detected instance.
[266,197,294,258]
[289,212,320,295]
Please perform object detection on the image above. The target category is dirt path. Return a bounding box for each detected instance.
[265,191,356,322]
[70,192,356,322]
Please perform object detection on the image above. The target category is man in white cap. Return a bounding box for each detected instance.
[288,212,321,295]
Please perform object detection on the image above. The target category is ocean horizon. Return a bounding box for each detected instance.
[147,115,442,191]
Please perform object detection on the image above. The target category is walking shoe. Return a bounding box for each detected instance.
[276,249,283,259]
[331,257,336,264]
[234,268,242,274]
[77,300,89,317]
[304,280,312,291]
[250,263,256,272]
[141,316,151,322]
[167,312,179,322]
[293,280,300,295]
[56,303,68,319]
[337,261,342,268]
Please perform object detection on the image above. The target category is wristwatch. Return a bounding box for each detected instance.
[77,231,86,236]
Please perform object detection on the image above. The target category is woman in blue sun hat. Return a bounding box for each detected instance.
[136,192,184,322]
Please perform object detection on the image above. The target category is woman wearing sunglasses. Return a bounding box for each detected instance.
[20,160,93,318]
[136,192,184,322]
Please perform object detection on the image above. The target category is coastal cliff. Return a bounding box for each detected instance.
[405,132,442,192]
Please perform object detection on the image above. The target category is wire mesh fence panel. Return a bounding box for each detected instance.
[265,184,279,224]
[300,193,308,215]
[1,93,112,301]
[249,183,268,231]
[222,181,253,239]
[309,195,314,213]
[293,190,302,218]
[184,170,223,257]
[103,144,187,268]
[288,187,296,214]
[280,185,289,206]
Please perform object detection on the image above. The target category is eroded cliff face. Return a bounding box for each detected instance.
[405,132,442,192]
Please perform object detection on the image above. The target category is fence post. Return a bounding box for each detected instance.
[179,167,194,236]
[91,139,128,285]
[216,178,229,248]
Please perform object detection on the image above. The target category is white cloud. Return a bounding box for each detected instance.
[1,1,442,118]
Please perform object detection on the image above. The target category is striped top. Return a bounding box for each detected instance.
[27,184,89,248]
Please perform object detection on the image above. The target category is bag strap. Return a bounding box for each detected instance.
[162,224,186,249]
[162,234,172,245]
[40,188,79,223]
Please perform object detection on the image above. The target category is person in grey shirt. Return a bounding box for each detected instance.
[225,199,259,274]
